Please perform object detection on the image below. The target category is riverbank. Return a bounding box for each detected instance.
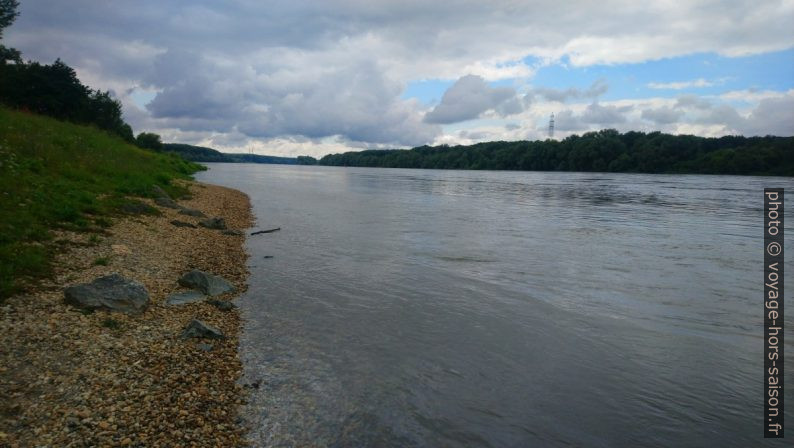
[0,180,252,447]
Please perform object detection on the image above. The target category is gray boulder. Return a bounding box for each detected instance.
[170,220,196,228]
[120,200,159,216]
[165,290,206,306]
[198,217,226,230]
[64,273,149,314]
[179,208,206,218]
[178,269,234,296]
[155,196,180,209]
[181,319,225,339]
[151,184,171,199]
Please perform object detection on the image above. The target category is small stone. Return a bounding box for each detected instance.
[111,244,132,255]
[221,229,243,236]
[181,320,225,339]
[165,290,206,306]
[196,343,214,352]
[170,220,196,228]
[198,217,226,230]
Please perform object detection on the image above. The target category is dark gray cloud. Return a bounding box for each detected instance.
[424,75,521,124]
[144,54,440,145]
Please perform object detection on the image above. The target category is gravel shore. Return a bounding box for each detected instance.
[0,181,253,447]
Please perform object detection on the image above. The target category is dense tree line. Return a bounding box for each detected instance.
[319,130,794,176]
[0,1,150,145]
[163,143,318,165]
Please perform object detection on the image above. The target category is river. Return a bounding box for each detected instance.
[197,164,793,447]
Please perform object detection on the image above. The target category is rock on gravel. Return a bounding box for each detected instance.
[179,207,207,218]
[181,319,225,339]
[165,290,207,305]
[64,273,149,314]
[155,196,180,209]
[119,200,158,215]
[151,184,171,199]
[178,270,235,296]
[222,229,244,236]
[170,220,197,228]
[207,299,236,311]
[199,217,227,230]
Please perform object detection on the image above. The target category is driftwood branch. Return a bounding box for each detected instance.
[250,227,281,236]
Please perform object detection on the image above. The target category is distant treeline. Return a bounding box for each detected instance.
[319,130,794,176]
[163,143,317,165]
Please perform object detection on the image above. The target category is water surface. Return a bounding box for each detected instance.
[197,165,793,447]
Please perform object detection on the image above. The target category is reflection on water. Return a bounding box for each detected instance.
[198,165,793,447]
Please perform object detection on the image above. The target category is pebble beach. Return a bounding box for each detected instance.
[0,181,253,447]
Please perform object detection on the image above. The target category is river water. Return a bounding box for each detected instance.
[197,164,793,447]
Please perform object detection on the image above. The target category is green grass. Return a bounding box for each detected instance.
[93,256,110,266]
[0,107,205,301]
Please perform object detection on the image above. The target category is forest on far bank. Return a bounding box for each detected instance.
[318,130,794,176]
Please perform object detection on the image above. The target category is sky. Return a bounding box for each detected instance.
[5,0,794,157]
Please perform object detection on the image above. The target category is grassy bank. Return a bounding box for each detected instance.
[0,107,204,300]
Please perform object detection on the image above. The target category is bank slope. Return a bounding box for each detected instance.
[0,106,203,299]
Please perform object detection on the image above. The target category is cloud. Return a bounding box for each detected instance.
[424,75,521,124]
[647,78,715,90]
[674,94,713,110]
[4,0,794,154]
[641,106,684,124]
[533,78,608,102]
[580,102,631,125]
[742,94,794,136]
[134,48,442,146]
[551,110,584,132]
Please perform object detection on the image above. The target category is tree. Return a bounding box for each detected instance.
[136,132,163,151]
[0,0,20,65]
[0,0,19,36]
